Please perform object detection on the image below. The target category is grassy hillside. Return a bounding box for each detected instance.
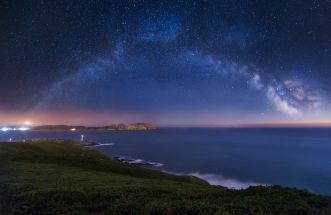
[0,140,330,215]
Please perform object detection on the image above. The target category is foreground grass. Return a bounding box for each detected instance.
[0,141,330,215]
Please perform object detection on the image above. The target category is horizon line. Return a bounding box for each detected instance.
[2,121,331,128]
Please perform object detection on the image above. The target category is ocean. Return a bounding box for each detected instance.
[1,127,330,195]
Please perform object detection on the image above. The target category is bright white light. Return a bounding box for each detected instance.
[18,127,30,131]
[70,128,76,131]
[1,127,11,132]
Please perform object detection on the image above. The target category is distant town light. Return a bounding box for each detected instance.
[1,127,10,132]
[18,127,30,131]
[1,126,30,132]
[71,128,76,131]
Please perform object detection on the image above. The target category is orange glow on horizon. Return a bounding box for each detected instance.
[0,110,133,126]
[1,110,331,127]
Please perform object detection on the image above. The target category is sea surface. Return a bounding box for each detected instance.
[1,128,331,195]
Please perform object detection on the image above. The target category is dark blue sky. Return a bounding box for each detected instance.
[0,0,331,125]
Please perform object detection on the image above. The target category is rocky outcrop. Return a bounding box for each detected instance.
[126,123,156,130]
[32,123,156,131]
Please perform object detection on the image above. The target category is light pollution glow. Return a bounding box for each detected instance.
[1,110,331,127]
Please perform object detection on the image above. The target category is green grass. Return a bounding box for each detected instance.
[0,140,330,215]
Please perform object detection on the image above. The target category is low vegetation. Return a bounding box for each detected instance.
[0,140,330,215]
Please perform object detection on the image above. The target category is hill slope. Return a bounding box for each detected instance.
[0,140,330,215]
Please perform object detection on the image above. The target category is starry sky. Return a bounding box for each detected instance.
[1,0,331,126]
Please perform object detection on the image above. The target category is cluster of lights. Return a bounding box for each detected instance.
[1,120,32,132]
[1,127,30,132]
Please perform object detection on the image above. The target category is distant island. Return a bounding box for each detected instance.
[31,123,156,131]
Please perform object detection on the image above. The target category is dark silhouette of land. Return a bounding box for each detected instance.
[32,123,156,131]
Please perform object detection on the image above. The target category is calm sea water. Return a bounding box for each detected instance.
[1,128,331,195]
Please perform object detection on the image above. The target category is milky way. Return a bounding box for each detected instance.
[1,0,330,125]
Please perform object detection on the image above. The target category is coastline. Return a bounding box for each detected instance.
[0,138,326,193]
[31,123,157,131]
[1,139,330,214]
[1,138,317,192]
[3,138,272,190]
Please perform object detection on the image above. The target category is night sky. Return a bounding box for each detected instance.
[1,0,331,126]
